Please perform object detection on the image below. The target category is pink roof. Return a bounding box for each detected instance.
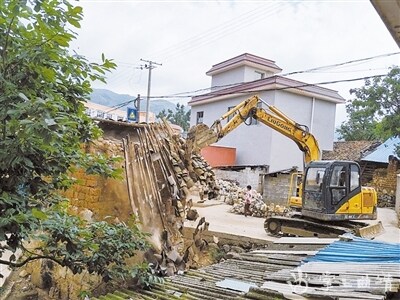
[188,75,345,105]
[206,53,282,76]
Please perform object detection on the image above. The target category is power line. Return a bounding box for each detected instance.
[101,53,397,111]
[155,2,292,62]
[151,3,283,60]
[162,52,400,97]
[148,73,388,99]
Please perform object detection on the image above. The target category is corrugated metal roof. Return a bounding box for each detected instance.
[361,137,400,163]
[305,234,400,263]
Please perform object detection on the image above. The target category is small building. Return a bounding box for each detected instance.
[85,101,155,123]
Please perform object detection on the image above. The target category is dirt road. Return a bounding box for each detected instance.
[185,199,400,244]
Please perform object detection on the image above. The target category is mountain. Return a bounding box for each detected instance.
[89,89,178,115]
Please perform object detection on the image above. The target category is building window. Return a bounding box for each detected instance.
[196,111,204,124]
[96,110,105,118]
[255,71,265,80]
[227,106,236,122]
[106,113,113,120]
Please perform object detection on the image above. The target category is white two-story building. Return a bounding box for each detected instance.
[189,53,345,199]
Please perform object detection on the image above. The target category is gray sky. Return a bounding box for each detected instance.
[71,0,399,126]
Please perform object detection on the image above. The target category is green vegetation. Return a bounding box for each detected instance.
[337,66,400,155]
[0,0,153,286]
[157,103,191,132]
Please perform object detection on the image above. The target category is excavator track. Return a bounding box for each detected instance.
[264,216,377,238]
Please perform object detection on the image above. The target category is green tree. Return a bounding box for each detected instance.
[157,103,190,132]
[0,0,152,283]
[337,66,400,145]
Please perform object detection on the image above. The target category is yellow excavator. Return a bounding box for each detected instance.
[188,95,383,238]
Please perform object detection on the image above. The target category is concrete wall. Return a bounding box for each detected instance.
[214,167,265,193]
[191,88,336,173]
[263,173,292,206]
[211,66,245,87]
[190,91,275,167]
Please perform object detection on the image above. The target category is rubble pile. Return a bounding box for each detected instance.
[215,179,242,205]
[123,122,220,276]
[216,179,289,218]
[377,192,395,207]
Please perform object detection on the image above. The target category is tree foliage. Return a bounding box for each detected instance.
[0,0,152,283]
[156,103,190,132]
[337,66,400,144]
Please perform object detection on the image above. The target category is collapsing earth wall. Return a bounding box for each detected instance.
[15,121,219,299]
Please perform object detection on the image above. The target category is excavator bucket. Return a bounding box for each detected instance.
[355,221,384,239]
[187,124,219,151]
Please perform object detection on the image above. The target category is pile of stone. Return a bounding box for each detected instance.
[215,179,289,218]
[157,131,219,201]
[215,179,242,205]
[377,192,395,207]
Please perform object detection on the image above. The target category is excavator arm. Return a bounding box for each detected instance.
[188,95,321,164]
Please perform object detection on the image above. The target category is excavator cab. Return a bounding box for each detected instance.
[302,160,377,222]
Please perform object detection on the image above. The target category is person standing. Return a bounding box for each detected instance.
[244,185,252,217]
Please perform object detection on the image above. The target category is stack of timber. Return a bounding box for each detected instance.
[261,235,400,299]
[122,122,218,275]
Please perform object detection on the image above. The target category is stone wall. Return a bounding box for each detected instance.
[369,157,399,207]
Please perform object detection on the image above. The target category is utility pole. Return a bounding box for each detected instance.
[140,59,162,123]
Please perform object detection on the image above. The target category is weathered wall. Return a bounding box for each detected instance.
[15,121,218,300]
[62,138,131,221]
[263,173,292,206]
[369,157,399,207]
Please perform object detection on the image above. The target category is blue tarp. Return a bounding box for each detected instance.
[361,136,400,163]
[305,235,400,263]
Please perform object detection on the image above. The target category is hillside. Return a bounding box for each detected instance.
[89,89,179,115]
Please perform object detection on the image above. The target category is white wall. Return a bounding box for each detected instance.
[191,88,337,173]
[211,66,245,88]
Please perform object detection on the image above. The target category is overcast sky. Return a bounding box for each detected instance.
[71,0,399,126]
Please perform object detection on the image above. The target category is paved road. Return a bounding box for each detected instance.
[186,199,400,244]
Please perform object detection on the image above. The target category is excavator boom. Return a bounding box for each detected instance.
[187,95,321,164]
[187,95,382,238]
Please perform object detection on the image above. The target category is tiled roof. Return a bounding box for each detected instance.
[322,141,381,161]
[361,136,400,163]
[206,53,282,76]
[188,75,345,106]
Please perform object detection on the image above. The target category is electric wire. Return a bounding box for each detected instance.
[104,73,387,113]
